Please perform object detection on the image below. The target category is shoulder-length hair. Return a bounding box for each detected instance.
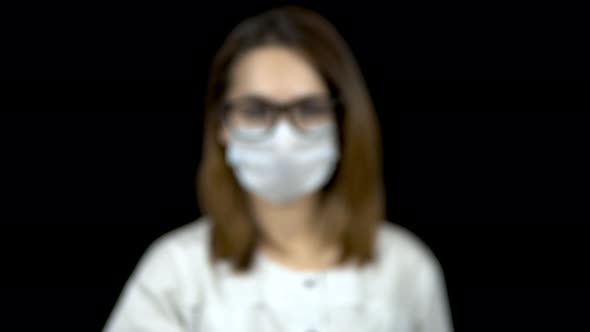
[197,5,385,273]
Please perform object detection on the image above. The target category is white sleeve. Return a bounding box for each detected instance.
[411,254,454,332]
[103,238,188,332]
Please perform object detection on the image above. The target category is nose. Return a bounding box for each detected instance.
[271,119,298,150]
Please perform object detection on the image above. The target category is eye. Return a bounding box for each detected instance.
[237,99,272,119]
[298,97,332,115]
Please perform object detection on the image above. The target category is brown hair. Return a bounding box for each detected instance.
[197,5,385,273]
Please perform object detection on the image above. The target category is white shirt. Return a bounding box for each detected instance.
[104,216,454,332]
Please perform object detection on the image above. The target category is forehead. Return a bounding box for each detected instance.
[226,45,328,103]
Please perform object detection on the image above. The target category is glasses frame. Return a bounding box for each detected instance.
[219,93,341,141]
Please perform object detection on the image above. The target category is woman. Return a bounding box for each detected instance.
[104,5,453,332]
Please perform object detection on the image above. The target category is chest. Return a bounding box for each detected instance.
[188,265,416,332]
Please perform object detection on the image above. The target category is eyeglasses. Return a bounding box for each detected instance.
[220,93,340,141]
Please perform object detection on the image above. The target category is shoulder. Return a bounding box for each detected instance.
[123,216,214,306]
[142,216,213,269]
[105,218,214,331]
[374,221,444,278]
[130,216,213,286]
[152,216,212,252]
[376,221,436,261]
[375,222,454,331]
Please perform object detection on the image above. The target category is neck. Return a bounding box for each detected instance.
[249,192,340,269]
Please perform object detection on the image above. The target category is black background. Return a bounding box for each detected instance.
[1,1,589,331]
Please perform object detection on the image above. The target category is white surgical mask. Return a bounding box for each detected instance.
[225,120,340,205]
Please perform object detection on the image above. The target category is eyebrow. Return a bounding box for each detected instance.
[228,93,330,105]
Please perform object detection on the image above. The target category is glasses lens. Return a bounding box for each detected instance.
[225,99,273,137]
[292,97,335,131]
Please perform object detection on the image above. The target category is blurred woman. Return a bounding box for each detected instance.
[104,5,453,332]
